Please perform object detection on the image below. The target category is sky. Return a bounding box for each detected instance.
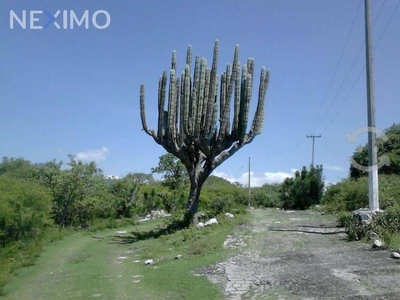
[1,0,399,187]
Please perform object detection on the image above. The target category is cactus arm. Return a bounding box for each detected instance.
[182,65,191,136]
[167,70,177,147]
[186,45,192,66]
[157,71,168,140]
[171,50,177,72]
[139,84,156,139]
[204,40,219,136]
[250,67,270,136]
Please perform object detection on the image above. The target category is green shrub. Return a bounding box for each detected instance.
[337,211,370,241]
[0,177,53,246]
[109,176,140,218]
[251,184,281,208]
[200,179,247,214]
[379,175,400,209]
[323,175,400,213]
[322,178,368,212]
[280,165,324,210]
[341,206,400,248]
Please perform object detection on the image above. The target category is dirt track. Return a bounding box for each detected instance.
[203,209,400,299]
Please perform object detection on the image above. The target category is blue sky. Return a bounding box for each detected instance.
[1,0,399,186]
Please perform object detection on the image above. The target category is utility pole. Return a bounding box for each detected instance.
[248,157,251,207]
[364,0,379,211]
[306,135,321,167]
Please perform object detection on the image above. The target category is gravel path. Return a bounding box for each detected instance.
[204,209,400,299]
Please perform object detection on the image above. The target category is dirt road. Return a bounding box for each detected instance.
[204,209,400,299]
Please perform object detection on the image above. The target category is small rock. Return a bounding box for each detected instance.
[225,212,234,218]
[353,209,373,225]
[196,222,205,229]
[175,255,183,259]
[390,252,400,259]
[372,239,383,249]
[369,232,379,240]
[118,256,128,259]
[205,218,218,226]
[144,259,154,265]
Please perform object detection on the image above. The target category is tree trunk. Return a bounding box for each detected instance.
[186,177,203,216]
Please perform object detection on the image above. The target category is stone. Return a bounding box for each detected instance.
[353,209,373,225]
[372,239,383,249]
[226,212,234,218]
[369,231,379,240]
[390,252,400,259]
[175,255,183,259]
[144,259,154,265]
[205,218,218,226]
[150,209,171,218]
[196,222,205,229]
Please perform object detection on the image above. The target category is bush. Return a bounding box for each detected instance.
[0,177,53,246]
[280,165,324,210]
[109,176,140,218]
[322,178,368,212]
[350,123,400,179]
[322,175,400,212]
[340,206,400,248]
[251,184,281,208]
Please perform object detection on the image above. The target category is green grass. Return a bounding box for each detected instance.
[1,213,247,299]
[0,227,72,296]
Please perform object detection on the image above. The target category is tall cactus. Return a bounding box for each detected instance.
[140,40,270,216]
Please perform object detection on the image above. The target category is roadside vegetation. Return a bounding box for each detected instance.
[322,123,400,249]
[0,154,248,295]
[2,213,247,299]
[1,124,398,296]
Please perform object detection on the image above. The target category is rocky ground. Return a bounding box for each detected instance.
[199,209,400,300]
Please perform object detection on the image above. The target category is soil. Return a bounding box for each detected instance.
[201,209,400,299]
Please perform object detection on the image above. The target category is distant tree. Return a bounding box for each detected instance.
[34,160,63,190]
[203,175,233,187]
[350,123,400,179]
[151,153,188,190]
[142,188,163,213]
[251,183,281,208]
[51,156,110,227]
[0,157,38,180]
[109,175,140,218]
[124,172,155,185]
[280,165,324,210]
[0,176,53,246]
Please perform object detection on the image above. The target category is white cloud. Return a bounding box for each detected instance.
[76,146,109,162]
[323,163,346,172]
[105,174,120,180]
[213,169,296,187]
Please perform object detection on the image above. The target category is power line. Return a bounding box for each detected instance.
[319,0,399,134]
[313,0,387,133]
[310,0,362,132]
[374,0,400,50]
[319,66,365,134]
